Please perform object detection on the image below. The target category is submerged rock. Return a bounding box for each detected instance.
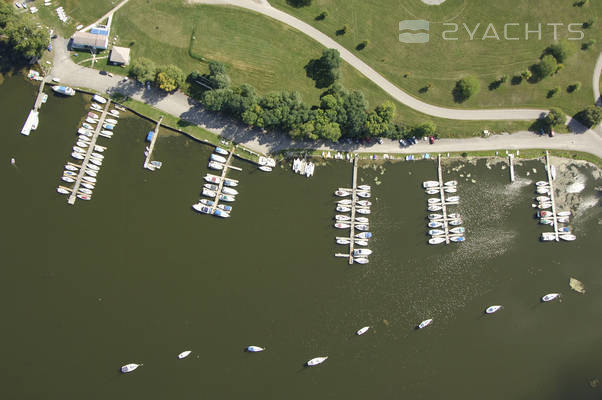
[569,277,586,294]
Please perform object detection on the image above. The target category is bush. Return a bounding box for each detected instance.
[520,69,532,80]
[336,24,349,35]
[461,152,468,158]
[453,76,480,102]
[315,11,328,20]
[575,106,602,128]
[547,87,560,98]
[532,55,557,81]
[129,57,156,83]
[287,0,312,7]
[155,65,185,92]
[413,121,437,138]
[544,108,566,127]
[500,75,509,83]
[582,18,595,28]
[581,39,596,50]
[567,82,581,93]
[356,40,369,50]
[545,41,574,63]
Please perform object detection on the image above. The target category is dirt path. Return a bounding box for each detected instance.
[80,0,130,32]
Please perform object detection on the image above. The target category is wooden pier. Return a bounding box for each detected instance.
[67,99,111,205]
[208,149,236,213]
[508,153,515,182]
[143,116,163,170]
[544,151,560,241]
[348,156,359,264]
[33,80,47,111]
[437,155,451,244]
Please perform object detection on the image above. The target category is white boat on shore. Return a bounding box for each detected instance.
[485,305,503,314]
[306,356,328,366]
[356,326,370,336]
[120,363,141,373]
[417,319,433,329]
[247,346,265,352]
[542,293,560,302]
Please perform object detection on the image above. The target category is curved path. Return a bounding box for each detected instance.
[189,0,548,121]
[594,53,602,107]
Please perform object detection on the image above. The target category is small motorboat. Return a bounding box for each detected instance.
[450,236,465,243]
[81,182,95,189]
[417,319,433,329]
[357,185,371,191]
[102,123,115,130]
[266,158,276,168]
[85,117,98,124]
[63,170,77,177]
[444,187,457,193]
[82,123,94,130]
[354,257,369,264]
[72,152,85,160]
[444,180,457,186]
[52,85,76,96]
[425,188,439,195]
[78,188,93,195]
[429,229,445,236]
[73,146,86,153]
[208,161,224,170]
[120,363,141,373]
[355,239,369,246]
[559,234,576,241]
[536,187,550,194]
[306,356,328,367]
[247,346,265,352]
[356,326,370,336]
[87,164,100,171]
[221,187,238,195]
[355,232,372,239]
[423,181,439,188]
[536,181,549,186]
[88,112,99,119]
[223,178,238,187]
[57,187,70,194]
[335,222,350,229]
[338,199,353,205]
[61,176,75,183]
[258,156,269,166]
[357,191,371,198]
[428,237,445,245]
[212,209,230,218]
[448,213,461,219]
[105,118,118,125]
[427,198,441,204]
[556,227,570,233]
[335,215,351,221]
[215,147,229,155]
[357,200,372,207]
[77,194,91,200]
[536,196,551,202]
[355,224,369,231]
[204,174,221,184]
[539,218,554,225]
[428,213,443,220]
[355,217,369,223]
[353,248,372,256]
[336,238,350,245]
[101,130,113,135]
[485,305,503,314]
[356,208,371,215]
[90,103,103,111]
[89,159,102,166]
[204,183,219,191]
[78,128,93,136]
[199,199,215,207]
[540,233,555,241]
[449,227,465,234]
[92,94,107,104]
[557,217,570,223]
[109,109,120,117]
[335,190,351,197]
[192,204,212,214]
[210,153,227,163]
[85,170,97,177]
[202,188,217,197]
[336,206,351,212]
[428,221,443,228]
[541,293,560,302]
[446,196,460,202]
[557,211,571,217]
[82,176,97,183]
[91,152,104,159]
[259,166,272,172]
[448,219,462,226]
[537,211,552,218]
[428,205,443,212]
[219,194,235,202]
[78,135,91,142]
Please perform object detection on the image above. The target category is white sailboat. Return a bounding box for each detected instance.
[541,293,560,302]
[417,319,433,329]
[306,356,328,366]
[178,351,192,359]
[485,305,503,314]
[120,363,142,373]
[246,346,265,352]
[356,326,370,336]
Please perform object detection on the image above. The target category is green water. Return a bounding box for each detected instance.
[1,76,601,399]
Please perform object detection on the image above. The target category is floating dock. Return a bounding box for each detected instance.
[143,116,163,170]
[437,155,451,245]
[67,99,112,205]
[545,151,560,242]
[208,150,235,213]
[508,153,515,182]
[21,80,46,136]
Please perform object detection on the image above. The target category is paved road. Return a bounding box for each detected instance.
[189,0,550,121]
[49,37,602,158]
[594,53,602,107]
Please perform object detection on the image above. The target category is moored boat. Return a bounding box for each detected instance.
[202,188,217,197]
[219,194,235,202]
[428,213,443,220]
[425,188,439,195]
[428,229,445,236]
[428,237,445,245]
[450,236,465,243]
[423,181,439,188]
[77,194,91,200]
[444,187,457,193]
[485,305,503,314]
[89,158,102,166]
[178,351,192,359]
[428,221,443,228]
[444,180,457,186]
[357,191,370,198]
[210,153,227,163]
[449,227,465,234]
[306,356,328,366]
[223,178,238,187]
[335,222,350,229]
[71,152,84,160]
[221,187,238,195]
[88,112,99,119]
[87,164,100,171]
[57,187,70,194]
[356,326,370,336]
[355,217,369,223]
[417,319,433,329]
[247,346,265,352]
[353,248,372,256]
[102,123,115,130]
[63,170,77,177]
[336,206,351,212]
[559,234,576,241]
[85,169,97,177]
[215,147,229,155]
[335,190,351,197]
[109,109,120,117]
[338,199,353,205]
[448,219,462,226]
[335,215,351,221]
[355,232,372,239]
[357,200,372,207]
[81,182,95,189]
[557,211,571,217]
[85,117,98,124]
[354,257,369,264]
[356,208,371,215]
[357,185,371,191]
[204,174,221,184]
[204,183,219,191]
[65,164,78,171]
[73,146,85,153]
[536,181,549,186]
[541,293,560,302]
[208,161,224,170]
[336,238,350,245]
[52,85,75,96]
[428,205,443,212]
[105,118,118,125]
[259,166,272,172]
[427,198,441,204]
[446,196,460,202]
[76,141,89,148]
[82,123,94,130]
[120,363,141,373]
[92,94,107,104]
[192,204,212,214]
[212,209,230,218]
[82,176,97,183]
[78,188,92,195]
[90,103,103,111]
[355,224,369,231]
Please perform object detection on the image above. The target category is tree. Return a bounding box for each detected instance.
[207,61,230,89]
[544,108,566,127]
[287,0,312,7]
[364,101,396,137]
[545,41,574,63]
[129,58,156,83]
[2,14,47,60]
[453,76,480,102]
[413,121,437,138]
[305,48,341,88]
[567,81,581,93]
[312,109,341,142]
[532,55,557,81]
[155,64,184,92]
[202,88,233,112]
[316,10,328,20]
[575,106,602,127]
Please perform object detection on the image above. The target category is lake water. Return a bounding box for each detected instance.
[1,76,601,399]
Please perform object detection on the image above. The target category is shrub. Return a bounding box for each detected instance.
[500,74,509,83]
[545,41,574,63]
[532,55,557,81]
[315,10,328,20]
[287,0,312,7]
[461,152,468,157]
[575,106,602,128]
[582,18,595,28]
[336,24,349,35]
[129,57,156,83]
[520,69,532,80]
[547,87,560,98]
[544,108,566,127]
[567,82,581,93]
[453,76,480,102]
[356,40,369,50]
[581,39,596,50]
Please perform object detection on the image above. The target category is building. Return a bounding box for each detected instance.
[71,31,108,51]
[108,46,131,66]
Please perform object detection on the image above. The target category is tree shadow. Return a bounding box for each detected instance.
[488,80,502,91]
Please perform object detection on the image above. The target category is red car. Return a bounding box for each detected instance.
[429,136,435,144]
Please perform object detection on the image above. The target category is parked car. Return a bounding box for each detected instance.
[429,136,435,144]
[99,70,107,75]
[399,139,408,146]
[378,138,384,144]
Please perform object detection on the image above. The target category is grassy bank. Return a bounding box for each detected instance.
[271,0,601,115]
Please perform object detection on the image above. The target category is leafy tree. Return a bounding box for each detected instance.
[287,0,312,7]
[316,11,328,20]
[453,76,480,102]
[312,109,341,141]
[1,12,47,60]
[413,121,437,138]
[520,69,532,80]
[567,81,581,93]
[305,49,341,88]
[206,61,230,89]
[545,41,574,63]
[0,2,17,28]
[544,108,566,127]
[202,88,233,112]
[575,106,602,127]
[364,101,396,137]
[532,55,557,81]
[155,64,184,92]
[129,58,156,83]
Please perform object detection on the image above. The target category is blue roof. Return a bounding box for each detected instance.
[90,28,109,36]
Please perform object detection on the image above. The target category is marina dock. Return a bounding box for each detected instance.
[21,80,46,136]
[67,99,112,205]
[209,150,235,213]
[348,157,358,264]
[545,151,560,242]
[437,155,451,245]
[509,154,515,182]
[143,116,163,170]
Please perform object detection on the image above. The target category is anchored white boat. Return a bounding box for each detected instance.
[208,161,224,170]
[221,187,238,195]
[85,170,97,177]
[259,166,272,172]
[335,222,350,229]
[355,232,372,239]
[210,153,227,163]
[57,187,70,194]
[541,293,560,302]
[353,248,372,256]
[247,346,265,352]
[417,319,433,329]
[335,215,351,221]
[357,191,370,198]
[335,190,351,197]
[559,234,576,241]
[428,213,443,220]
[85,117,98,124]
[120,363,141,373]
[223,178,238,187]
[425,188,439,195]
[355,239,368,246]
[73,146,85,153]
[357,185,371,191]
[336,206,351,212]
[423,181,439,188]
[354,257,369,264]
[356,326,370,336]
[444,180,457,186]
[357,200,372,207]
[178,351,192,359]
[356,208,371,215]
[89,159,102,166]
[91,152,104,160]
[428,198,441,204]
[82,176,97,183]
[202,188,217,197]
[338,199,353,205]
[306,356,328,366]
[485,305,503,314]
[428,221,443,228]
[429,229,445,236]
[63,170,77,177]
[428,237,445,245]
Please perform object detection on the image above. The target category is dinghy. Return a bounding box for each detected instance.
[336,206,351,212]
[215,147,229,155]
[356,326,370,336]
[246,346,265,352]
[306,357,328,366]
[541,293,560,302]
[485,305,502,314]
[428,237,445,245]
[210,153,227,163]
[417,319,433,329]
[335,222,350,229]
[120,363,141,373]
[57,187,70,194]
[354,258,369,264]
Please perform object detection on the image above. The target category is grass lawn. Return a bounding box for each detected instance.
[271,0,601,115]
[33,0,118,37]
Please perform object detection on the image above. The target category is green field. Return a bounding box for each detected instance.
[271,0,601,114]
[33,0,118,36]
